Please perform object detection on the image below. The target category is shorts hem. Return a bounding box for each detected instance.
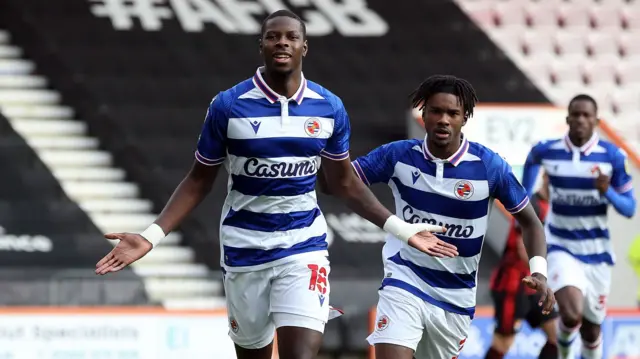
[273,312,326,334]
[230,332,275,350]
[271,306,329,322]
[366,337,417,352]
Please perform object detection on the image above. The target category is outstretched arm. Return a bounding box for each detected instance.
[96,93,227,274]
[321,157,457,257]
[154,161,220,233]
[321,158,391,228]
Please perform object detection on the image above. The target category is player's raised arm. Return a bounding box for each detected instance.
[595,149,636,218]
[96,94,227,275]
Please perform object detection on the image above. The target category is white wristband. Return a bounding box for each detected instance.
[140,223,166,248]
[529,256,548,278]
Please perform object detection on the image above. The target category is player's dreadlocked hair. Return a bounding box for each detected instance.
[409,75,479,119]
[261,10,307,40]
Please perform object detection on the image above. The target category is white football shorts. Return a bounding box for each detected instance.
[367,286,471,359]
[547,250,612,324]
[223,252,331,349]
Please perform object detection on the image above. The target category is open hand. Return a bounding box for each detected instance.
[407,224,458,258]
[592,166,610,194]
[523,272,556,314]
[95,233,153,275]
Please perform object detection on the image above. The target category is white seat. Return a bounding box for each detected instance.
[132,263,210,278]
[0,75,46,88]
[136,247,195,264]
[590,5,623,31]
[493,2,526,28]
[557,4,591,31]
[489,29,524,52]
[79,198,154,213]
[524,3,559,29]
[621,6,640,31]
[0,45,21,58]
[1,105,73,118]
[522,30,555,57]
[38,150,112,167]
[550,60,584,86]
[615,61,640,87]
[0,60,34,75]
[8,119,86,136]
[519,58,555,87]
[619,31,640,59]
[91,213,158,232]
[611,89,640,114]
[62,181,139,199]
[26,136,99,150]
[586,33,620,58]
[581,60,617,87]
[553,32,588,60]
[53,167,126,181]
[0,89,59,104]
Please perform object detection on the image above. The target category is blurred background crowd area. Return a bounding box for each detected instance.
[0,0,639,358]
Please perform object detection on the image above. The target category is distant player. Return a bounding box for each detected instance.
[341,75,555,359]
[95,10,457,359]
[522,94,636,359]
[485,171,558,359]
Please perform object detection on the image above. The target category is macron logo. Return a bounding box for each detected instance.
[250,120,261,134]
[411,170,420,184]
[319,294,326,306]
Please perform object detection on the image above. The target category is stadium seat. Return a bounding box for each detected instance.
[586,33,620,59]
[525,3,560,29]
[590,5,624,31]
[621,6,640,30]
[619,31,640,58]
[611,88,640,114]
[493,2,526,28]
[553,32,589,62]
[615,61,640,87]
[522,30,555,57]
[557,4,591,30]
[580,61,617,95]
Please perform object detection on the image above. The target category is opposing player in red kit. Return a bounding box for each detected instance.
[485,172,559,359]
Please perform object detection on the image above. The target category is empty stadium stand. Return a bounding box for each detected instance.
[0,111,148,305]
[0,0,552,352]
[457,0,640,153]
[0,26,223,309]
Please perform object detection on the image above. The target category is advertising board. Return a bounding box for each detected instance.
[368,308,640,359]
[0,308,252,359]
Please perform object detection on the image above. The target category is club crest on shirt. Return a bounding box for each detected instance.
[304,118,322,137]
[376,315,389,331]
[454,180,474,200]
[229,317,239,333]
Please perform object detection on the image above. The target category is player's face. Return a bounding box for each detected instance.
[260,17,307,74]
[423,93,467,148]
[566,100,598,141]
